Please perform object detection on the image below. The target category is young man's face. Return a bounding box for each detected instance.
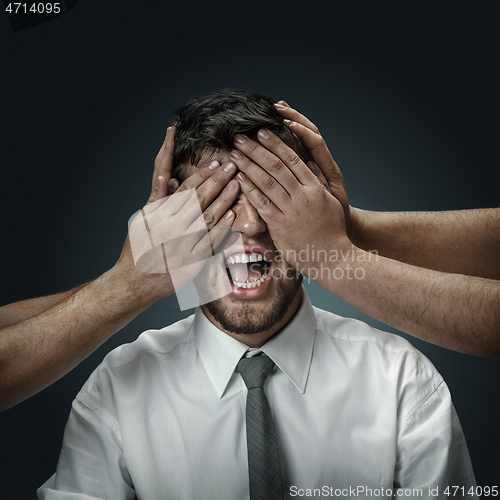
[187,150,303,346]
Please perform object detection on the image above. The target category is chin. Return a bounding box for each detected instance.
[202,272,303,336]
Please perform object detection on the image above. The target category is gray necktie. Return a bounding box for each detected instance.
[237,353,284,500]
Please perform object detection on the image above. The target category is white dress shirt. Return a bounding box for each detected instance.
[38,291,477,499]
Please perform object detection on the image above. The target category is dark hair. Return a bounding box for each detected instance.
[172,89,312,181]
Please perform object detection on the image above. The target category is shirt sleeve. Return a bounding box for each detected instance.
[394,376,478,499]
[37,386,136,499]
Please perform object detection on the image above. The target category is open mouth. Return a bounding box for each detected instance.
[224,252,272,289]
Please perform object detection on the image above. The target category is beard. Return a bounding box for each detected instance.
[202,265,303,335]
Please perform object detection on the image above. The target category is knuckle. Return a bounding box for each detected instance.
[200,232,213,250]
[247,141,259,155]
[314,179,327,193]
[263,175,277,190]
[197,169,212,182]
[202,211,214,225]
[286,152,301,167]
[193,190,204,205]
[269,158,284,173]
[259,195,271,210]
[218,187,234,203]
[215,190,229,204]
[245,182,259,196]
[209,173,223,186]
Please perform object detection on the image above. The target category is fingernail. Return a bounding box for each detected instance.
[227,179,238,191]
[237,172,247,182]
[258,129,270,140]
[168,178,179,191]
[224,162,236,173]
[284,119,293,125]
[229,150,243,160]
[208,160,219,170]
[224,210,235,220]
[275,103,286,110]
[155,178,162,192]
[234,134,246,144]
[278,100,289,107]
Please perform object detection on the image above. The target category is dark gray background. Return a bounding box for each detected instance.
[1,1,499,497]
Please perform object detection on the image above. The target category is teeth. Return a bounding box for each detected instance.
[226,252,269,265]
[232,273,268,289]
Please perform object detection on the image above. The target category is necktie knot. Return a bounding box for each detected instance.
[237,353,275,390]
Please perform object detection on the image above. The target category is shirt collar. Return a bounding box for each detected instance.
[194,288,316,398]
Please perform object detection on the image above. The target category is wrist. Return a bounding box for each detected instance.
[314,238,366,293]
[347,207,373,249]
[109,254,173,309]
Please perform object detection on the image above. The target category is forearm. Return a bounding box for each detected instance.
[0,127,183,412]
[0,284,89,330]
[318,243,500,357]
[350,208,500,279]
[0,264,165,411]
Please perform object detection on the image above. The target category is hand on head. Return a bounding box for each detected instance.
[119,127,240,302]
[160,104,355,282]
[274,101,365,240]
[227,129,350,279]
[138,95,357,291]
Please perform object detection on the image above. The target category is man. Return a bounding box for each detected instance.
[2,99,498,415]
[39,90,476,498]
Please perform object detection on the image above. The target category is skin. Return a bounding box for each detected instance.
[0,127,242,411]
[275,102,500,280]
[3,101,497,411]
[182,150,304,348]
[229,106,500,358]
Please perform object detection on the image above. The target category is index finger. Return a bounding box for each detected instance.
[174,160,220,194]
[285,121,348,211]
[153,160,220,217]
[274,102,320,134]
[248,129,317,186]
[274,103,332,163]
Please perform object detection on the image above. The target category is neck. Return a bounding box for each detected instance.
[202,288,303,348]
